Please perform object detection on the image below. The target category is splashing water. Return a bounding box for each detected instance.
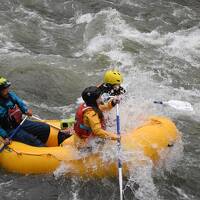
[0,0,199,199]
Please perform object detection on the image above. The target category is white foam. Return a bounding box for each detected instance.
[83,8,200,69]
[84,8,134,67]
[53,162,71,179]
[0,25,27,54]
[157,137,184,173]
[161,28,200,67]
[86,34,120,55]
[120,0,145,8]
[82,7,197,72]
[125,160,159,200]
[105,50,133,66]
[120,0,136,6]
[70,178,80,200]
[171,2,197,19]
[76,13,94,24]
[120,25,200,67]
[28,101,75,118]
[0,180,13,188]
[173,186,191,200]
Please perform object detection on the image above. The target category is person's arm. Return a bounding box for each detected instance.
[85,111,118,140]
[9,92,28,114]
[99,97,120,111]
[99,101,113,112]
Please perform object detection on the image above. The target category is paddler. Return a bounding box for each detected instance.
[74,86,120,149]
[0,77,70,147]
[98,70,126,101]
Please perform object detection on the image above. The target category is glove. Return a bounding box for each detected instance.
[26,109,33,117]
[112,134,121,141]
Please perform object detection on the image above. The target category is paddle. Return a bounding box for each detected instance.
[116,103,123,200]
[31,115,61,130]
[154,100,194,112]
[0,116,28,152]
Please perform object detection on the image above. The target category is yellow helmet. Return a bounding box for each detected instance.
[0,77,11,90]
[103,70,123,85]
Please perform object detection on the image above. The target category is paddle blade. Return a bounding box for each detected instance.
[165,100,194,111]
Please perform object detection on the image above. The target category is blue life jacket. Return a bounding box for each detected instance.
[0,92,28,138]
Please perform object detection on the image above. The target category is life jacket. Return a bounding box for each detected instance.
[74,103,105,139]
[0,95,23,129]
[8,104,22,126]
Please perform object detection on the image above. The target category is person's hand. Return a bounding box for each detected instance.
[109,133,120,140]
[3,138,11,145]
[26,109,33,117]
[114,135,121,141]
[117,135,121,140]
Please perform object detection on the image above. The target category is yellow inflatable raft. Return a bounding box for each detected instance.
[0,116,180,178]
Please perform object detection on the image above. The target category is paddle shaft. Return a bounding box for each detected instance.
[0,116,28,152]
[116,104,123,200]
[32,115,61,130]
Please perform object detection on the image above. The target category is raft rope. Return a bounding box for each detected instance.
[3,146,64,161]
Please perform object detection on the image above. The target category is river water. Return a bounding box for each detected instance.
[0,0,200,199]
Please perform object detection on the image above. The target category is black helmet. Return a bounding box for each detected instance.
[0,77,11,91]
[82,86,102,106]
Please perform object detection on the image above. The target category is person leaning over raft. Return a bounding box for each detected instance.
[98,70,126,100]
[0,77,50,147]
[74,86,120,148]
[0,77,70,147]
